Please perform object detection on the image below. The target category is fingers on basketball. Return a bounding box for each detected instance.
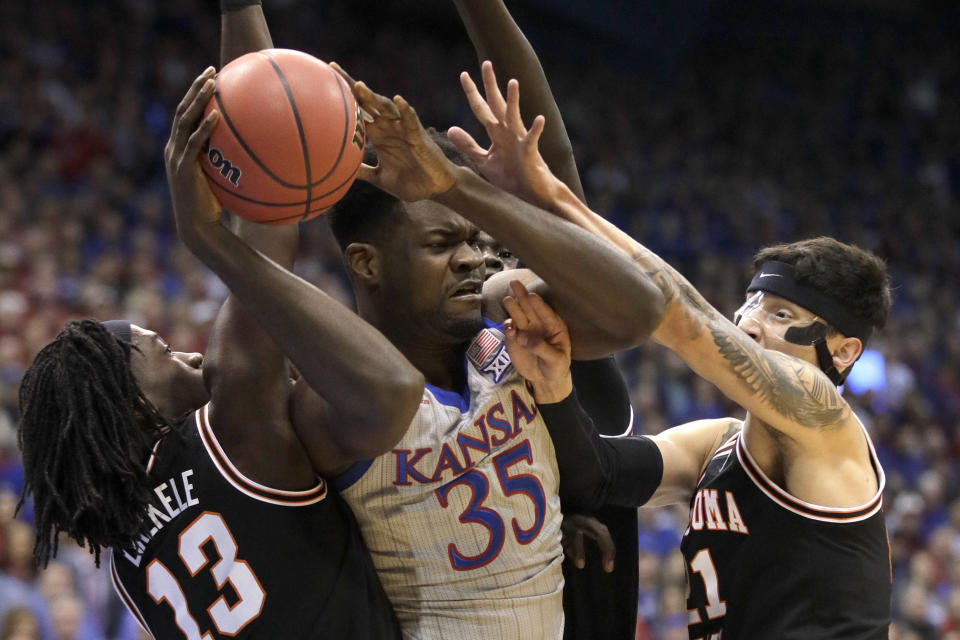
[172,69,215,153]
[186,110,219,160]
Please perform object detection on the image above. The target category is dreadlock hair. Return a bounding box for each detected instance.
[17,319,171,567]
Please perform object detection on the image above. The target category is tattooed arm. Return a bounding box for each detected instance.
[543,182,851,438]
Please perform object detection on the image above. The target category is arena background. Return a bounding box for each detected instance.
[0,1,957,638]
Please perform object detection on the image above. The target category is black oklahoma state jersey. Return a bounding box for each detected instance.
[110,405,400,640]
[681,429,890,640]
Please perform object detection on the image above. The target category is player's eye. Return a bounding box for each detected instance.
[499,249,513,259]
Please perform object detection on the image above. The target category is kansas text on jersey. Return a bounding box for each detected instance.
[336,323,565,640]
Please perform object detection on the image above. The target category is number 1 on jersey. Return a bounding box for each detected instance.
[688,548,726,623]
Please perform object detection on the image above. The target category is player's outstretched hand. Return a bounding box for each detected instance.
[561,513,616,573]
[164,67,223,245]
[447,61,562,209]
[331,62,458,202]
[502,280,572,403]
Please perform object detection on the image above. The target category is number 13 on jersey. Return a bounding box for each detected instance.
[146,511,265,639]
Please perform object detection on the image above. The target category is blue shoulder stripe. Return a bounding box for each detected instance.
[333,458,375,491]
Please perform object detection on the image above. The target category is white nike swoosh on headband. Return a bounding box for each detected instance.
[759,273,782,278]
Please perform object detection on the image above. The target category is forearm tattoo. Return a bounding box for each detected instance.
[631,244,847,429]
[709,323,848,429]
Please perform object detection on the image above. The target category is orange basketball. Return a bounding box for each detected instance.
[202,49,365,225]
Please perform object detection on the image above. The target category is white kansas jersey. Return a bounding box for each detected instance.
[336,322,564,640]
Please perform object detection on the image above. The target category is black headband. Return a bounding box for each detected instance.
[102,320,133,354]
[747,261,872,344]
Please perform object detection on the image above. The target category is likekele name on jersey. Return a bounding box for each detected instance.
[120,469,200,567]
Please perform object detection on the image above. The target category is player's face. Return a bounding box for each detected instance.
[734,292,826,365]
[475,230,518,280]
[380,201,485,342]
[129,325,208,420]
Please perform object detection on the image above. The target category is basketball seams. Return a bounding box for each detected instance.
[259,51,313,221]
[206,158,359,213]
[211,81,303,189]
[204,49,362,224]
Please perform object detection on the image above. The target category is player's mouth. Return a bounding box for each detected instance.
[448,279,483,303]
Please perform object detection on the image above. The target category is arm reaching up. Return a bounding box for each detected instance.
[452,0,584,199]
[165,69,424,480]
[333,64,665,356]
[201,0,303,486]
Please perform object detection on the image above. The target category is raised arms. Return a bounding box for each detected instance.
[544,179,852,440]
[167,71,423,482]
[333,67,665,357]
[451,0,584,200]
[201,2,304,486]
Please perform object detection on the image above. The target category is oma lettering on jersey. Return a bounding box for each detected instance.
[686,488,749,535]
[393,390,538,486]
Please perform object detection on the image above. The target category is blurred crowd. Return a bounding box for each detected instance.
[0,1,957,639]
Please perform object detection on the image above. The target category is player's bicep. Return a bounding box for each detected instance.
[644,418,741,508]
[289,378,405,478]
[288,379,353,477]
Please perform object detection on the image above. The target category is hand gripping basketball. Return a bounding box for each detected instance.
[331,62,459,202]
[165,67,224,245]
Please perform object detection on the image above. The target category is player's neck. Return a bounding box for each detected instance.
[399,341,467,392]
[362,304,471,390]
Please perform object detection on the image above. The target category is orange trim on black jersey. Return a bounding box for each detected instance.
[145,439,163,475]
[712,435,739,458]
[735,431,884,523]
[195,404,327,506]
[110,554,153,637]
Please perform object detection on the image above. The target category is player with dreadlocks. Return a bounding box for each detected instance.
[18,318,200,568]
[15,4,416,638]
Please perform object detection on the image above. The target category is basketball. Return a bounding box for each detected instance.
[202,49,365,225]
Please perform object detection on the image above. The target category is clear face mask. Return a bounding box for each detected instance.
[734,291,831,348]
